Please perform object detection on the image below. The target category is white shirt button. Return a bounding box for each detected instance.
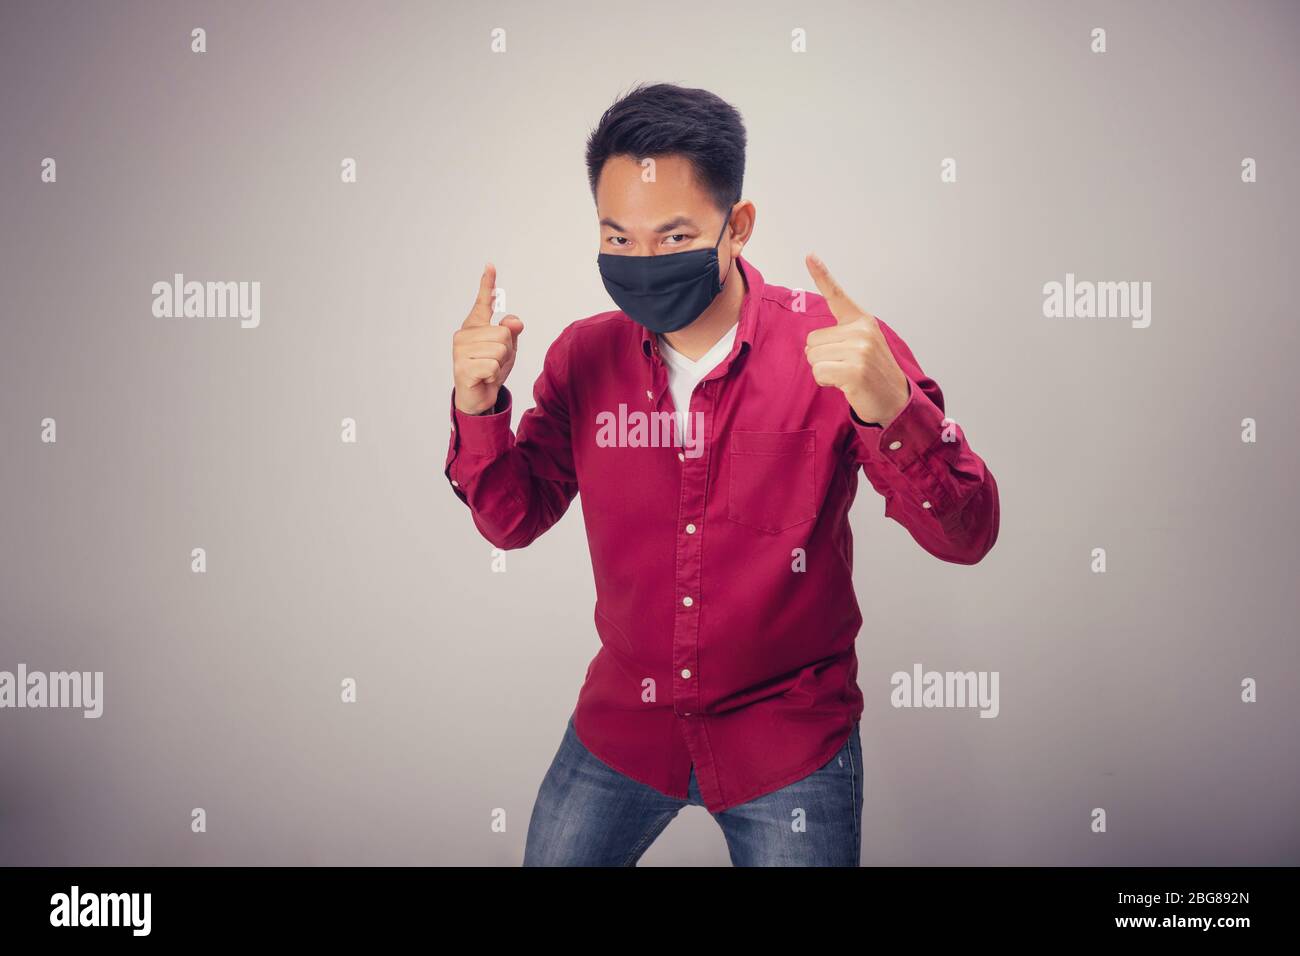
[685,523,696,534]
[677,452,685,462]
[450,480,459,487]
[922,500,931,509]
[682,596,693,607]
[888,440,902,450]
[681,669,691,679]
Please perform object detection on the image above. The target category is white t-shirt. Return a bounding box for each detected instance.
[657,323,739,441]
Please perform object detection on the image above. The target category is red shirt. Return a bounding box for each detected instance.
[444,256,999,812]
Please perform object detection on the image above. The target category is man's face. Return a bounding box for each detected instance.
[595,154,735,280]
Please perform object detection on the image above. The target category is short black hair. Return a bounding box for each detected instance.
[585,83,747,214]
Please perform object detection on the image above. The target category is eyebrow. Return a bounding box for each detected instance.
[600,216,700,234]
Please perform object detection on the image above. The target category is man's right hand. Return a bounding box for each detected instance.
[453,263,524,415]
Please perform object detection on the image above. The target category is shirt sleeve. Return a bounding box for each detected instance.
[443,324,579,549]
[847,317,1000,565]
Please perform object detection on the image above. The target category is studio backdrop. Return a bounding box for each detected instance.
[1,0,1297,865]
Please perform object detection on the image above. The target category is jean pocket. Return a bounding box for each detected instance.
[726,428,817,534]
[824,724,861,837]
[846,722,860,837]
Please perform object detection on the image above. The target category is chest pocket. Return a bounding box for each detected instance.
[726,428,817,534]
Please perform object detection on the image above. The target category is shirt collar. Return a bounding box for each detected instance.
[640,255,763,361]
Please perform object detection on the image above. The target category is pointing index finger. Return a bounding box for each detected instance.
[805,253,865,326]
[465,262,497,327]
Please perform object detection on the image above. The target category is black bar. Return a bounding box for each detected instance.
[0,866,1282,940]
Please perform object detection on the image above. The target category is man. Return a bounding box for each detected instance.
[446,83,1000,866]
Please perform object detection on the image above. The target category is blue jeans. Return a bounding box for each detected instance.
[523,713,863,866]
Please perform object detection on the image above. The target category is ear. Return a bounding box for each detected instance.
[726,200,756,254]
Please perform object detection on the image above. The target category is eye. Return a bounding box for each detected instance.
[607,235,629,246]
[664,234,688,244]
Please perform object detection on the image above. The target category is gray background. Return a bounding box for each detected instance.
[1,0,1297,865]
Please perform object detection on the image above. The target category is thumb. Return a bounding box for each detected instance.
[499,314,524,346]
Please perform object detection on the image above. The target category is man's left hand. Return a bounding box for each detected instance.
[803,253,910,427]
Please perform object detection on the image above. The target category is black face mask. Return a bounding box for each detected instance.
[597,213,733,334]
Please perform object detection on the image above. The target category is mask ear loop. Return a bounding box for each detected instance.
[714,205,736,286]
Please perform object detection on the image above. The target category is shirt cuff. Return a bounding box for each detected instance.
[450,386,514,457]
[850,375,946,473]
